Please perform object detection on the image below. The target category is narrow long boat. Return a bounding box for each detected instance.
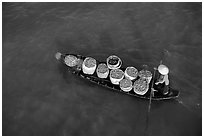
[55,52,179,101]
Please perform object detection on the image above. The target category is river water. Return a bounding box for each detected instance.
[3,2,202,135]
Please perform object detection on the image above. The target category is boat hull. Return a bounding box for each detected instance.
[58,53,180,101]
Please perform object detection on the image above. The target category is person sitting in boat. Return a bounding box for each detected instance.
[155,64,169,95]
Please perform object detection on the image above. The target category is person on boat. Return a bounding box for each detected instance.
[155,64,169,95]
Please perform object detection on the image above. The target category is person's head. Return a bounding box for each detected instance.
[158,64,169,75]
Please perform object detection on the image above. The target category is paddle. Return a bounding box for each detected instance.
[148,67,157,113]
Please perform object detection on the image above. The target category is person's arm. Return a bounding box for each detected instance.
[155,75,165,85]
[164,74,169,85]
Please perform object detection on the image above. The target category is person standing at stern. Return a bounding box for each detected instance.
[155,64,170,95]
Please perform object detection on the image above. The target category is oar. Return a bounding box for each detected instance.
[144,66,157,135]
[147,50,169,111]
[148,67,157,113]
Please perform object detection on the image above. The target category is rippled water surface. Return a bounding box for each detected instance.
[3,2,202,135]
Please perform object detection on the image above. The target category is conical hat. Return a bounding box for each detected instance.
[158,64,169,75]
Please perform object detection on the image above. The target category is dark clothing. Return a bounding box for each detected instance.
[154,70,169,95]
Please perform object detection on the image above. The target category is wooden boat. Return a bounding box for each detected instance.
[56,52,180,101]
